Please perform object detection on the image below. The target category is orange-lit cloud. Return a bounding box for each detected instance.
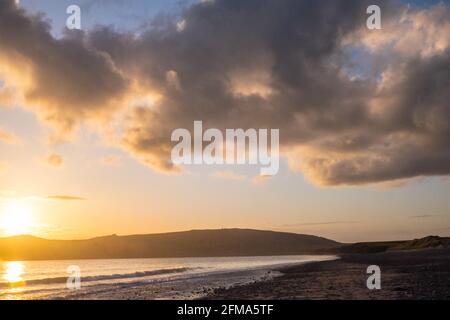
[44,153,64,168]
[0,1,129,140]
[46,195,86,201]
[1,0,450,186]
[0,127,20,144]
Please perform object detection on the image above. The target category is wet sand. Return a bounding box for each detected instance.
[205,249,450,300]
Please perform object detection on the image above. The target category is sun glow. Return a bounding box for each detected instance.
[3,261,25,285]
[1,201,34,236]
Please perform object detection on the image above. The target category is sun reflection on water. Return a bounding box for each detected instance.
[3,261,26,287]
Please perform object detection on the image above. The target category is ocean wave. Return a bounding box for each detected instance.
[0,267,191,288]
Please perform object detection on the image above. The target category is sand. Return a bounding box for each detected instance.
[205,249,450,300]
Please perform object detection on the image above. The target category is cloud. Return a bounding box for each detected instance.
[409,214,446,219]
[46,195,86,201]
[280,221,359,227]
[0,192,85,201]
[251,174,272,185]
[45,153,64,168]
[345,4,450,59]
[1,0,450,186]
[0,0,129,139]
[289,47,450,185]
[0,127,20,144]
[0,85,18,107]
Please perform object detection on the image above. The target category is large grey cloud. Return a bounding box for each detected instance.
[1,0,449,185]
[0,0,128,135]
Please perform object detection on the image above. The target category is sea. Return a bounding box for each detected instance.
[0,255,337,300]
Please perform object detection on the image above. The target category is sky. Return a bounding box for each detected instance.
[0,0,450,242]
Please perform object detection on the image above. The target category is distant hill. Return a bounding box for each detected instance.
[0,229,341,261]
[336,236,450,254]
[390,236,450,251]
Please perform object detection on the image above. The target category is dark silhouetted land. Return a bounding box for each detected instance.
[206,247,450,300]
[0,229,340,261]
[335,235,450,254]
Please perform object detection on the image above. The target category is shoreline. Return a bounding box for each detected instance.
[5,256,332,300]
[3,251,449,300]
[204,249,450,300]
[61,256,336,300]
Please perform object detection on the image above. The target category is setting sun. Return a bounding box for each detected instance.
[0,202,34,236]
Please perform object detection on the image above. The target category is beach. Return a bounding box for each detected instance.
[2,249,449,300]
[0,255,335,300]
[205,249,450,300]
